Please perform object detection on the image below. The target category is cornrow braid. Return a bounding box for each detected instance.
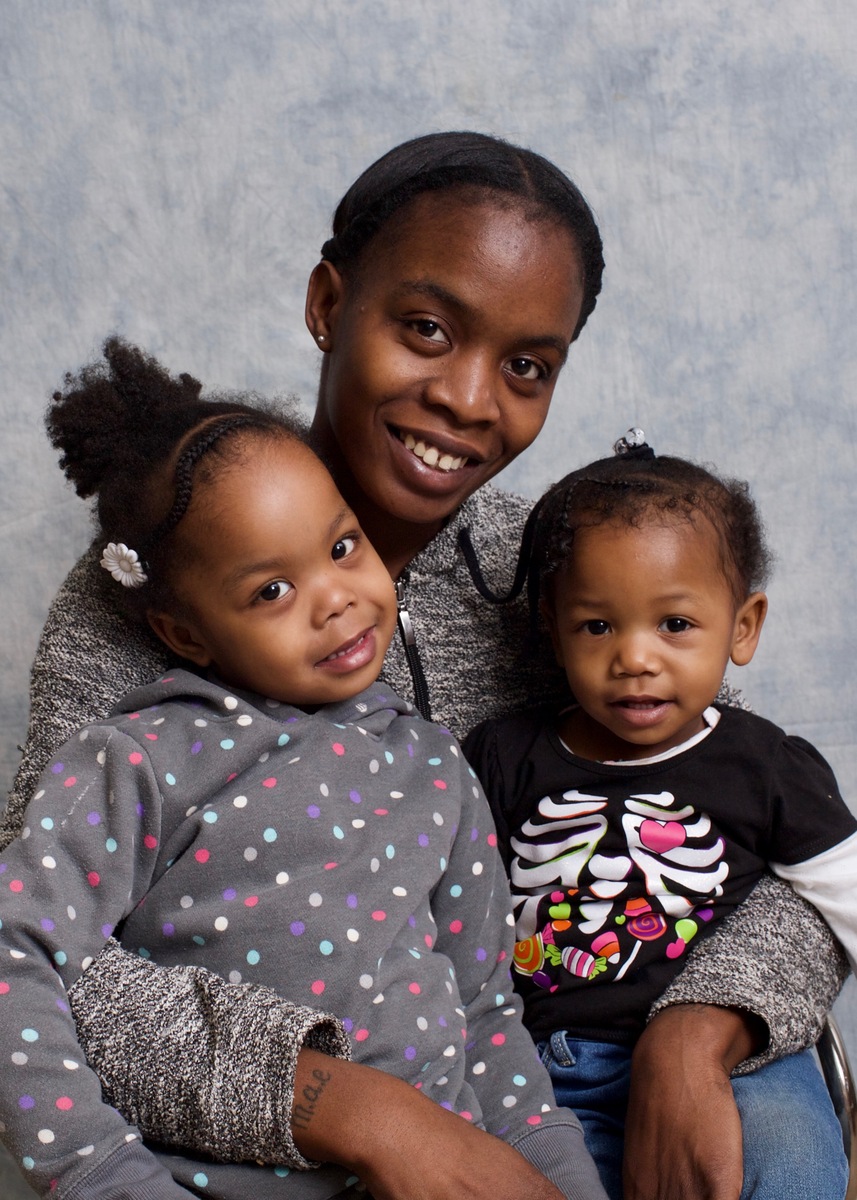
[153,414,278,544]
[527,444,773,633]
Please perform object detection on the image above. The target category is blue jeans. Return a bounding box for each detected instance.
[538,1031,848,1200]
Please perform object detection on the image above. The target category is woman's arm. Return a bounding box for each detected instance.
[69,939,351,1170]
[622,873,849,1200]
[649,870,848,1068]
[72,945,595,1200]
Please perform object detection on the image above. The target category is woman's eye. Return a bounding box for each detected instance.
[258,580,292,602]
[583,620,610,635]
[409,319,448,344]
[661,617,692,634]
[332,536,357,561]
[507,357,545,381]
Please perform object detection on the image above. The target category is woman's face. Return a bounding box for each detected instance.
[308,194,586,546]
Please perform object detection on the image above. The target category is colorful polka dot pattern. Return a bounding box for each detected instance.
[0,670,560,1196]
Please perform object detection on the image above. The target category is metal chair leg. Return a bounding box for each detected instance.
[816,1016,857,1199]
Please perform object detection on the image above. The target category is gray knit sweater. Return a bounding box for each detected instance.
[4,483,847,1174]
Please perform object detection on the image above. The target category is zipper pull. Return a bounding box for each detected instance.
[396,578,416,646]
[394,573,431,720]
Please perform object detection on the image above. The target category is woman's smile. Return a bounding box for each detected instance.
[309,192,584,560]
[387,422,481,491]
[396,429,469,473]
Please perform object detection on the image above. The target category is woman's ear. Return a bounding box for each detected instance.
[305,260,345,350]
[729,592,768,667]
[147,610,213,668]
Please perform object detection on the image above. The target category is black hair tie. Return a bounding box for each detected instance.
[613,427,655,461]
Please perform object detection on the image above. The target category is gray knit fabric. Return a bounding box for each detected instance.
[69,939,351,1169]
[3,482,847,1173]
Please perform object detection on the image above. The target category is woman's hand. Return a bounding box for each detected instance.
[292,1048,566,1200]
[622,1004,765,1200]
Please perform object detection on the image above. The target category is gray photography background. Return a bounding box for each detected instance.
[1,5,855,1192]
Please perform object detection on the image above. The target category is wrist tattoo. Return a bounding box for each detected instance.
[292,1067,332,1131]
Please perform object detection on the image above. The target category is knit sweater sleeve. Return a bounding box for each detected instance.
[68,939,351,1168]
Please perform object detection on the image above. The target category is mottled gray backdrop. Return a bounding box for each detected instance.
[1,0,855,1153]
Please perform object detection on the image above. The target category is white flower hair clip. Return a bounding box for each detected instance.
[100,542,148,588]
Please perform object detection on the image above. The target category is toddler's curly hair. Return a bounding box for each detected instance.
[529,448,773,619]
[47,337,305,622]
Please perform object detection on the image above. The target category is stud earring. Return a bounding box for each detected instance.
[317,334,327,345]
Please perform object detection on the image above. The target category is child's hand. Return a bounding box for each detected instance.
[292,1049,567,1200]
[622,1004,759,1199]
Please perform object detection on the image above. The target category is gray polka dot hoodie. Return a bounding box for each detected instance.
[0,668,604,1200]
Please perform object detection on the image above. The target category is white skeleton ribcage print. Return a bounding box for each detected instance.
[510,789,728,942]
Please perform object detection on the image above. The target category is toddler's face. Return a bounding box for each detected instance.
[543,516,765,761]
[151,437,397,709]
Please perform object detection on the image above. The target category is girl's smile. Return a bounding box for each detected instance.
[315,625,379,673]
[148,435,398,708]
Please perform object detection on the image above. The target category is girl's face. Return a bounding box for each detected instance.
[308,194,586,565]
[543,517,766,761]
[148,437,397,709]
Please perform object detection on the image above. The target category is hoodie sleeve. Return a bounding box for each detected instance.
[429,744,607,1200]
[0,725,194,1199]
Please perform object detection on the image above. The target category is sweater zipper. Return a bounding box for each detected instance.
[395,573,432,721]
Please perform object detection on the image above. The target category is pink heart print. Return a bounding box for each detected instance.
[639,819,686,853]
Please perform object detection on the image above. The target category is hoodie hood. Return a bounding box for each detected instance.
[115,667,416,742]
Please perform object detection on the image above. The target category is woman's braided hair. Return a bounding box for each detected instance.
[47,337,304,621]
[320,131,604,342]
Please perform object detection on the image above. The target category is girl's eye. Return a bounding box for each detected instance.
[409,319,448,344]
[583,619,610,635]
[507,357,546,381]
[332,536,357,561]
[661,617,692,634]
[258,580,293,602]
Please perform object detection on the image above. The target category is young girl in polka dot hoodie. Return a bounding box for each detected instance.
[0,341,607,1200]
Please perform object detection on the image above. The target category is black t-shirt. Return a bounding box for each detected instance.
[463,704,855,1044]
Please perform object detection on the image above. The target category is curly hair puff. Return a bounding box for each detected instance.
[47,337,305,622]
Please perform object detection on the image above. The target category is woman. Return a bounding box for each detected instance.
[7,132,847,1200]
